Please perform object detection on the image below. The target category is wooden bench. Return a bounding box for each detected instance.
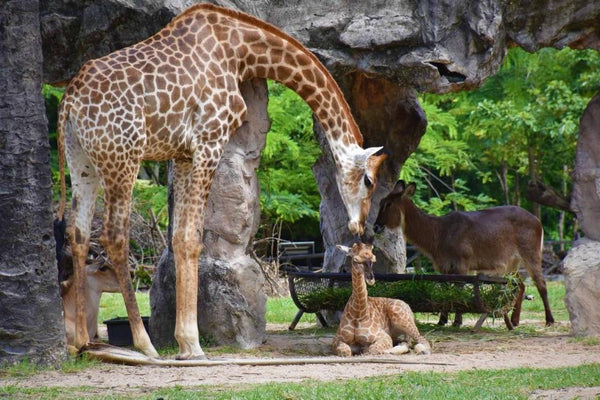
[278,241,323,270]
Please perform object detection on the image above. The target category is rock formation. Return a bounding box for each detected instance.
[571,93,600,242]
[563,238,600,337]
[566,92,600,337]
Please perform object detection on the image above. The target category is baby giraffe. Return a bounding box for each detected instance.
[332,242,430,357]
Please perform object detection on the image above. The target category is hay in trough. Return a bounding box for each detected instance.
[294,273,520,316]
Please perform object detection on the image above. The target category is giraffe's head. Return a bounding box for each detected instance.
[337,146,388,236]
[337,242,377,285]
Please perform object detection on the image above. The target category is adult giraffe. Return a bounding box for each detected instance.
[57,3,388,359]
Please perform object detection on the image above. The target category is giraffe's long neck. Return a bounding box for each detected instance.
[350,266,369,316]
[181,4,364,164]
[241,37,363,164]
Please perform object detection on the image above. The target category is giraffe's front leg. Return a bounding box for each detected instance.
[171,156,221,360]
[332,336,353,357]
[364,332,393,355]
[172,227,205,360]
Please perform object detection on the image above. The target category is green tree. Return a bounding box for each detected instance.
[257,81,321,241]
[401,95,496,215]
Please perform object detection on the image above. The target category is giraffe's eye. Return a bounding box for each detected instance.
[364,174,373,188]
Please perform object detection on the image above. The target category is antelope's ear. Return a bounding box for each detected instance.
[392,180,406,194]
[336,245,351,255]
[405,182,417,197]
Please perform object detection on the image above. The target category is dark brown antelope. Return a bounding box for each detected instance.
[373,180,554,328]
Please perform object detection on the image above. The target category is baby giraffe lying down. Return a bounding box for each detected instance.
[332,242,430,357]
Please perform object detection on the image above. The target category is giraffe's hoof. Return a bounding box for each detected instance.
[414,343,430,355]
[386,343,410,355]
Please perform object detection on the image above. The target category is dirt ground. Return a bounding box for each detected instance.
[4,319,600,398]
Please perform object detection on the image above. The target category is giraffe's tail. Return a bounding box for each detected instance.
[56,99,68,222]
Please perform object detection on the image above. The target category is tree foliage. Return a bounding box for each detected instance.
[258,81,321,240]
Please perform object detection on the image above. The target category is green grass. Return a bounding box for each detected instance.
[98,292,151,323]
[99,292,317,326]
[265,296,316,324]
[156,364,600,400]
[520,278,568,321]
[2,364,598,399]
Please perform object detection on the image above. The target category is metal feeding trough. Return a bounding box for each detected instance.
[285,270,520,331]
[104,316,150,346]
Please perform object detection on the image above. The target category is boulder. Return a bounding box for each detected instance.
[563,238,600,336]
[41,1,600,92]
[567,90,600,337]
[571,92,600,241]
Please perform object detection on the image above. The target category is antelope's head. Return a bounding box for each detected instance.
[374,180,416,234]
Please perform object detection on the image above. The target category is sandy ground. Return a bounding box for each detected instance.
[3,319,600,398]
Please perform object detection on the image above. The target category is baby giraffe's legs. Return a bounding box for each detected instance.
[364,333,393,355]
[388,300,431,355]
[332,336,352,357]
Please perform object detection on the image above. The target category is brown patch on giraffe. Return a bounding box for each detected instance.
[74,227,85,245]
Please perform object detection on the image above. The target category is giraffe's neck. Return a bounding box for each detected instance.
[180,4,364,165]
[350,266,369,315]
[241,38,363,166]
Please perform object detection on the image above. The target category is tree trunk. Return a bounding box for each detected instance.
[499,161,509,205]
[0,0,65,366]
[514,171,520,206]
[559,164,568,251]
[528,144,541,218]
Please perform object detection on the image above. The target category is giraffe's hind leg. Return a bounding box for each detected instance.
[99,163,158,358]
[64,132,100,349]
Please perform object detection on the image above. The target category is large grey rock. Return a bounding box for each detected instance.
[572,92,600,241]
[567,91,600,337]
[150,79,268,348]
[563,238,600,337]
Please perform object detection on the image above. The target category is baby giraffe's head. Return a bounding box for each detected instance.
[336,242,377,286]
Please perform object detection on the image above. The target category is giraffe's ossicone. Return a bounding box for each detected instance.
[57,3,388,359]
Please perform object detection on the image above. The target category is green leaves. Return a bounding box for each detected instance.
[259,81,321,231]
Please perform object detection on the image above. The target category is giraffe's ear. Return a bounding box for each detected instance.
[336,245,351,255]
[365,147,389,175]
